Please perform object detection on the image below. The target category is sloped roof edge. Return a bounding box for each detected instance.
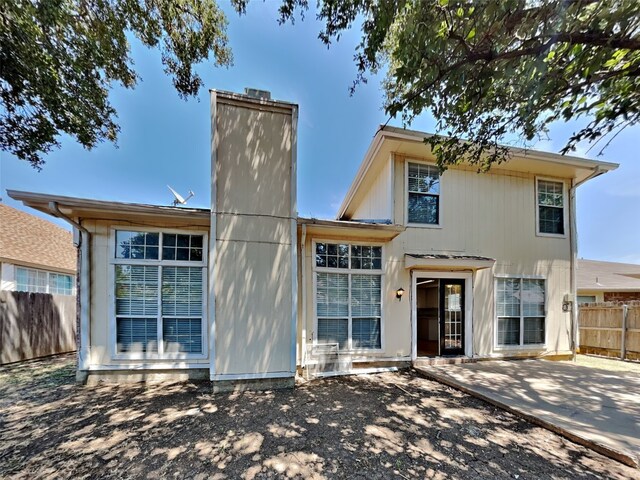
[337,126,619,220]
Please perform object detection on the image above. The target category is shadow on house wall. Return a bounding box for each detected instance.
[0,291,76,364]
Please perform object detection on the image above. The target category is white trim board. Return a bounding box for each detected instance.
[535,176,568,239]
[212,372,294,381]
[88,363,207,371]
[209,90,218,379]
[289,104,299,375]
[310,238,386,355]
[107,227,209,362]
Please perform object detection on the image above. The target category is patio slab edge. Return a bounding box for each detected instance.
[413,366,639,469]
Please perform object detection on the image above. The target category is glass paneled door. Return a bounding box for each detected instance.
[439,280,465,356]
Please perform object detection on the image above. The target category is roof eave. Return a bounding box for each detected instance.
[405,254,495,271]
[7,190,211,221]
[298,217,405,241]
[337,127,620,218]
[381,126,620,172]
[578,286,640,292]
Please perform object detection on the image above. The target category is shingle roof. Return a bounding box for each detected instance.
[577,259,640,292]
[0,204,76,273]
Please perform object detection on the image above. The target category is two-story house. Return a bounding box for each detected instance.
[8,89,617,389]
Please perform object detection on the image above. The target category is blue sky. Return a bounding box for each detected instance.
[1,2,638,263]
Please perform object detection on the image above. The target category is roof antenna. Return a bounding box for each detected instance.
[167,185,194,207]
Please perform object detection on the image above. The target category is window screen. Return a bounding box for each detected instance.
[116,318,158,353]
[315,251,382,351]
[408,163,440,224]
[538,180,564,235]
[114,230,205,357]
[497,278,545,347]
[163,318,202,354]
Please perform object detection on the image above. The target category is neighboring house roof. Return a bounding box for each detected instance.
[577,259,640,292]
[338,126,619,220]
[0,203,76,273]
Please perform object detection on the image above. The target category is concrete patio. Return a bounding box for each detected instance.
[415,358,640,468]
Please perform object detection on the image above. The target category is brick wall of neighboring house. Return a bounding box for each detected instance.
[603,291,640,302]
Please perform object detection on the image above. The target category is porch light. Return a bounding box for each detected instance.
[396,287,405,300]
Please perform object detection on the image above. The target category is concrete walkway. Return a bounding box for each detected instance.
[415,359,640,468]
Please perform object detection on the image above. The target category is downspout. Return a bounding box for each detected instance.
[49,202,91,376]
[569,167,604,361]
[300,224,307,368]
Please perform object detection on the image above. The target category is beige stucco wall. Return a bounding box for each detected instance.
[85,218,210,368]
[301,155,573,364]
[213,97,295,377]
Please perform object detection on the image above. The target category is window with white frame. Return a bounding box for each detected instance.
[537,179,565,235]
[113,230,205,356]
[407,162,440,225]
[496,278,545,347]
[315,242,382,350]
[15,267,74,295]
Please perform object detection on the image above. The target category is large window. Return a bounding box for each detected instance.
[537,179,565,235]
[113,230,206,357]
[496,277,545,347]
[407,162,440,225]
[315,242,382,350]
[15,267,74,295]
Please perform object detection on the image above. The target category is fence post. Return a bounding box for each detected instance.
[621,304,628,361]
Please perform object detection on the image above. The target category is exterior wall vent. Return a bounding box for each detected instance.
[244,88,271,101]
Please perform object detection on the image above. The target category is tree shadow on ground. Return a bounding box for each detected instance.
[0,355,636,479]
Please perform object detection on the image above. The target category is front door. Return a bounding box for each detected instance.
[439,279,465,356]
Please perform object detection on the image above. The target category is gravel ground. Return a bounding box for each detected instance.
[0,354,637,479]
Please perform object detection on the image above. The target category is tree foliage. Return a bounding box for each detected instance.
[1,0,231,169]
[278,0,640,170]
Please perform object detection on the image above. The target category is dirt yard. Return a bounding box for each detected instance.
[0,355,637,479]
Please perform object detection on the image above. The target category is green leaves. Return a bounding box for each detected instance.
[1,0,232,168]
[278,0,640,168]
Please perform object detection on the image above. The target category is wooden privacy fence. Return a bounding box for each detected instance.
[0,291,76,365]
[579,301,640,361]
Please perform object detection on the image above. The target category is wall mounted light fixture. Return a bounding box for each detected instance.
[396,287,405,300]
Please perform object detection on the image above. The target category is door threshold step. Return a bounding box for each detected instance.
[413,357,476,367]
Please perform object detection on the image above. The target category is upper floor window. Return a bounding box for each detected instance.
[407,162,440,225]
[15,267,74,295]
[537,179,565,235]
[113,229,206,357]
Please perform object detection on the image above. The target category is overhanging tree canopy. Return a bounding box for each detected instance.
[1,0,231,169]
[275,0,640,170]
[3,1,639,170]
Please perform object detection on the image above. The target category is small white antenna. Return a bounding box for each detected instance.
[167,185,194,206]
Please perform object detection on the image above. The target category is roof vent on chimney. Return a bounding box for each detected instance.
[244,88,271,101]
